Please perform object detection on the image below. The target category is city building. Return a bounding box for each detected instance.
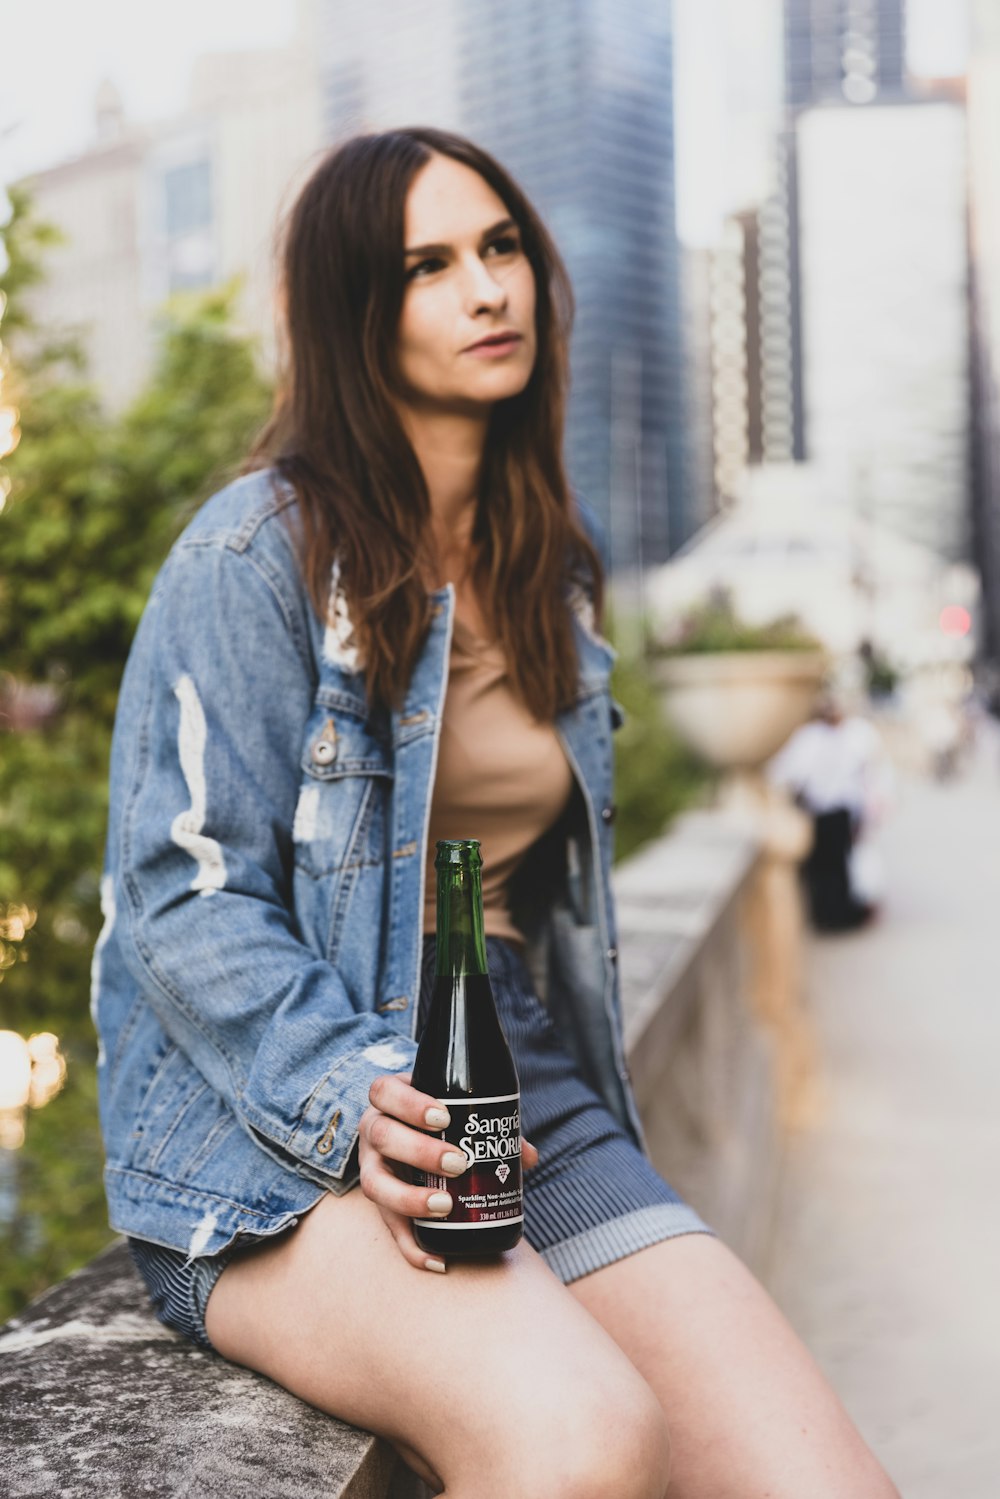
[678,0,791,507]
[680,244,716,536]
[783,0,907,108]
[18,25,321,412]
[796,99,970,562]
[968,0,1000,671]
[780,0,911,462]
[15,89,150,411]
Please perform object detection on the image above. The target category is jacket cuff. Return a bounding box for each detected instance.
[240,1035,419,1185]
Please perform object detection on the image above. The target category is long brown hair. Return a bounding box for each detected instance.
[245,126,604,717]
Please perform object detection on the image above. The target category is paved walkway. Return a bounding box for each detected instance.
[765,719,1000,1497]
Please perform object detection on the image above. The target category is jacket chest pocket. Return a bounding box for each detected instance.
[291,704,393,880]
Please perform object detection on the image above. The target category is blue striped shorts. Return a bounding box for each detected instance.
[127,936,713,1352]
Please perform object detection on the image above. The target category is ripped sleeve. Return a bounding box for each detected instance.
[111,539,416,1190]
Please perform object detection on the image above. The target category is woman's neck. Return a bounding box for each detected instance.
[399,405,487,537]
[399,405,489,588]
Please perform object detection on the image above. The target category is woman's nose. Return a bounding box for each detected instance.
[461,256,508,311]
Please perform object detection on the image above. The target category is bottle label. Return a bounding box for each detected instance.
[413,1092,523,1230]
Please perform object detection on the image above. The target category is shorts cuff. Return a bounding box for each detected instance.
[539,1203,716,1284]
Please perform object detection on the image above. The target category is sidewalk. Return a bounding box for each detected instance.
[765,721,1000,1497]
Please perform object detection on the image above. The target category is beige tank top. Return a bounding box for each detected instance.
[423,615,575,946]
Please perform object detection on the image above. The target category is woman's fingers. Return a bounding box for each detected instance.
[522,1138,539,1170]
[380,1204,448,1274]
[360,1105,468,1178]
[368,1071,452,1132]
[359,1141,455,1222]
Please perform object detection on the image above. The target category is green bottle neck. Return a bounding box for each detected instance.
[435,845,488,978]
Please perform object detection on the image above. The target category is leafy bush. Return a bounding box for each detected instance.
[609,639,715,863]
[651,588,823,656]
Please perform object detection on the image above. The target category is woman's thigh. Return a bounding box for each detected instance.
[569,1232,901,1499]
[204,1188,671,1499]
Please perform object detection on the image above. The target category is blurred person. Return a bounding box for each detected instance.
[768,690,894,931]
[91,129,899,1498]
[917,694,966,782]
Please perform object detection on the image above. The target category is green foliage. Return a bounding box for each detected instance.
[609,638,715,864]
[0,187,272,1317]
[0,184,66,342]
[651,588,823,656]
[0,1035,110,1324]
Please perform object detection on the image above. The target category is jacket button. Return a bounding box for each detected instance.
[312,738,336,766]
[316,1109,342,1155]
[601,804,617,824]
[607,946,618,962]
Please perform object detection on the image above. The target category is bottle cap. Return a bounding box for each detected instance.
[434,839,482,868]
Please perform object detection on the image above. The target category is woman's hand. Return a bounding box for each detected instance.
[358,1070,538,1272]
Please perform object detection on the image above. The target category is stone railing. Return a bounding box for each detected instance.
[0,810,781,1499]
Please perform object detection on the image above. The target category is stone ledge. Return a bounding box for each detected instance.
[615,811,777,1270]
[0,1236,413,1498]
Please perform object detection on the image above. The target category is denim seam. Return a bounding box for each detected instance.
[106,1163,304,1220]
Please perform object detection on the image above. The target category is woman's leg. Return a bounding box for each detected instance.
[569,1232,901,1499]
[204,1188,671,1499]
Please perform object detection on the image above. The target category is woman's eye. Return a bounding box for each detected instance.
[407,258,442,280]
[487,236,520,257]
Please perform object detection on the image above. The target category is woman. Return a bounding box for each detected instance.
[93,127,899,1497]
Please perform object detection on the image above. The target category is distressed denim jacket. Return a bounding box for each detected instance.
[92,468,643,1262]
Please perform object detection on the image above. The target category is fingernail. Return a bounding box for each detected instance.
[426,1192,452,1215]
[425,1258,447,1273]
[425,1107,450,1129]
[440,1151,468,1175]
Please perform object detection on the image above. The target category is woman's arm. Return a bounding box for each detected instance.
[109,533,416,1190]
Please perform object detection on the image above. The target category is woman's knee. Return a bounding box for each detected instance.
[508,1372,671,1499]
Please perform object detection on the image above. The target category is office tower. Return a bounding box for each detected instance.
[775,0,911,461]
[317,0,687,566]
[708,185,798,505]
[681,244,717,535]
[797,100,970,561]
[968,0,1000,667]
[708,214,754,503]
[784,0,907,107]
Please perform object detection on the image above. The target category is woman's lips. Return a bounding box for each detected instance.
[464,336,523,357]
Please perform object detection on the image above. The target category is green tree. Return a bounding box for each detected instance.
[0,186,272,1316]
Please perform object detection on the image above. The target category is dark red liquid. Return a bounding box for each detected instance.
[410,972,523,1257]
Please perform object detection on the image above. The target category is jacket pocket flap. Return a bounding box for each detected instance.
[301,710,393,780]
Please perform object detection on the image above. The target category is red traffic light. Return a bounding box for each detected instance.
[939,605,971,637]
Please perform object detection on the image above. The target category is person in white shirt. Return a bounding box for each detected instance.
[768,692,893,930]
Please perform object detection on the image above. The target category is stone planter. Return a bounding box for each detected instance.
[652,648,827,1129]
[652,650,828,771]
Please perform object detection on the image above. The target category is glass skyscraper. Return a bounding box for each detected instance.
[315,0,687,567]
[779,0,910,463]
[784,0,907,108]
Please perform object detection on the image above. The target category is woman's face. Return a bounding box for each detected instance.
[395,153,537,417]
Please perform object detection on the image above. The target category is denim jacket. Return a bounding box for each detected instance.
[92,467,643,1262]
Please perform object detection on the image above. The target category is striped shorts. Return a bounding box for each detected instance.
[127,936,713,1352]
